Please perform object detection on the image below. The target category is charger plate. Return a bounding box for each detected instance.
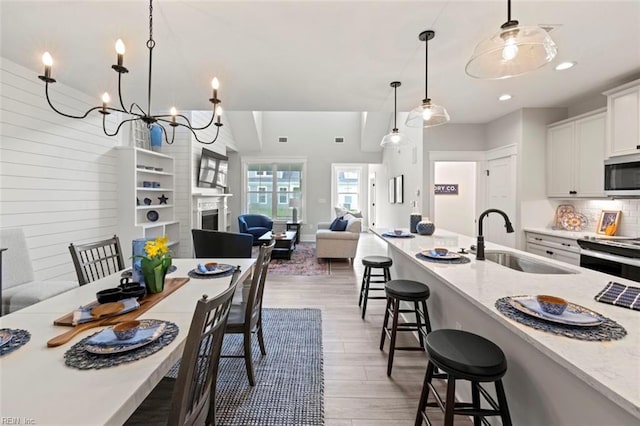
[509,296,604,327]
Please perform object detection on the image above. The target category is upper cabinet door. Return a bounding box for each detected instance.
[604,81,640,158]
[547,122,575,197]
[575,112,606,197]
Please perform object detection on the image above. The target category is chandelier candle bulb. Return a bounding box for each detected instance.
[101,92,110,113]
[216,106,223,125]
[42,52,53,79]
[170,107,177,126]
[115,39,125,66]
[211,77,219,100]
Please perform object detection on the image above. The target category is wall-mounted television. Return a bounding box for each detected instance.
[197,148,228,188]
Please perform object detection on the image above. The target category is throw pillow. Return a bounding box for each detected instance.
[351,211,363,218]
[343,213,356,221]
[329,217,348,231]
[334,206,348,218]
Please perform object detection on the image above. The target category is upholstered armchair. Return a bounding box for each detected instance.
[238,214,274,245]
[1,228,77,314]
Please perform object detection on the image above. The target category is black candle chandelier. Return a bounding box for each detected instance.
[38,0,222,145]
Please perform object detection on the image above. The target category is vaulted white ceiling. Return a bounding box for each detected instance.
[1,0,639,124]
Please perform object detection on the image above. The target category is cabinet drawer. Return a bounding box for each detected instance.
[526,242,580,266]
[525,233,580,254]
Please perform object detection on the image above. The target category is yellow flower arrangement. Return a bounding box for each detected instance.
[135,236,172,293]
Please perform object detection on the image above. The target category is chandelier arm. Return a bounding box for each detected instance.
[130,103,147,117]
[187,103,219,131]
[117,72,129,113]
[102,116,139,137]
[44,83,103,119]
[179,120,222,145]
[156,122,176,145]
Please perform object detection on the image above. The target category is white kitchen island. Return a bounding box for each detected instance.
[371,227,639,426]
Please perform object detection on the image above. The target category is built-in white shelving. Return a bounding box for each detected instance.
[116,147,181,259]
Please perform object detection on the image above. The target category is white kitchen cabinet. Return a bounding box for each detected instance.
[525,231,580,266]
[546,109,606,198]
[603,79,640,157]
[116,146,180,259]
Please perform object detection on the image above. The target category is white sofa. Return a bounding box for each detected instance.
[1,228,77,314]
[316,218,361,261]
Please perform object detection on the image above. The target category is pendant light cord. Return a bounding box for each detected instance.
[146,0,155,117]
[393,84,398,130]
[424,35,429,102]
[506,0,511,22]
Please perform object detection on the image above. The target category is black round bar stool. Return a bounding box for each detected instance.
[415,329,512,426]
[380,279,432,376]
[359,256,393,319]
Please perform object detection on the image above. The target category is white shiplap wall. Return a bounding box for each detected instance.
[0,58,120,281]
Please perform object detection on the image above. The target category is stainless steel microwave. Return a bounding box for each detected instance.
[604,154,640,196]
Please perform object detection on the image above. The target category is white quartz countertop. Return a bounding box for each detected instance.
[371,227,640,419]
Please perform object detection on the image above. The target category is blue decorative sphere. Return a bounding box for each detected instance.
[416,220,435,235]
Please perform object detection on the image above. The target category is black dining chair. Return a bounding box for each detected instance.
[125,267,241,426]
[68,235,126,286]
[192,229,253,258]
[222,241,275,386]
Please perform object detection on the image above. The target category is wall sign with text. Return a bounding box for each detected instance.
[434,184,459,195]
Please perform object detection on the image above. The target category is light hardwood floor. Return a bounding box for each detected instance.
[262,232,471,426]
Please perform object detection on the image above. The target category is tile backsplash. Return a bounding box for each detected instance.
[555,199,640,237]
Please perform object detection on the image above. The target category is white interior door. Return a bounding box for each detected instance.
[484,155,516,248]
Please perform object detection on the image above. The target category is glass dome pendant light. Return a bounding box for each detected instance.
[405,30,450,128]
[380,81,411,148]
[465,0,558,79]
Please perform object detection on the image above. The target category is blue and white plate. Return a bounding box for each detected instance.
[509,296,604,327]
[420,250,461,260]
[382,232,414,238]
[84,319,166,354]
[0,330,13,348]
[192,263,234,276]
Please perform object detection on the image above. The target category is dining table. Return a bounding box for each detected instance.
[0,257,256,426]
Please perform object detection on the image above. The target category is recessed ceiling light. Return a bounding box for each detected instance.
[555,61,576,71]
[498,94,512,101]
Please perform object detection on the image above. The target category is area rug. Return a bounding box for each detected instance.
[254,242,330,276]
[166,308,324,426]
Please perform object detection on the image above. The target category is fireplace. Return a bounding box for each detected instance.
[201,209,219,231]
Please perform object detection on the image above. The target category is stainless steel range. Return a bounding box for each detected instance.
[577,238,640,282]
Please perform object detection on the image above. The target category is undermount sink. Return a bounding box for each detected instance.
[484,250,579,275]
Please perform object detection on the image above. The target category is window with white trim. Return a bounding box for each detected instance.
[245,162,304,220]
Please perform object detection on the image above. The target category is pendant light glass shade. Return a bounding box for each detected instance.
[405,30,450,128]
[380,130,411,148]
[406,100,450,128]
[465,0,557,79]
[381,81,411,148]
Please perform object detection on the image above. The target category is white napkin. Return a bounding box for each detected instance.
[517,298,600,324]
[72,297,140,325]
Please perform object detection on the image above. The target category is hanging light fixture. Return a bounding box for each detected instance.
[380,81,411,148]
[465,0,557,79]
[405,30,450,128]
[37,0,222,145]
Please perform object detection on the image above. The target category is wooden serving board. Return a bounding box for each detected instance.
[47,278,190,348]
[53,277,190,327]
